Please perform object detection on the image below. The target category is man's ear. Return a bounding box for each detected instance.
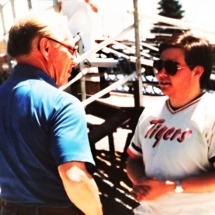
[38,38,49,59]
[193,66,204,79]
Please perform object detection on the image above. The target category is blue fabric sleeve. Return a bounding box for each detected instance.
[49,94,95,166]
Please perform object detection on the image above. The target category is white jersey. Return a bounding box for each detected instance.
[129,92,215,215]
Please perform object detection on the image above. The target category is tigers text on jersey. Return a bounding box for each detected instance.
[128,92,215,215]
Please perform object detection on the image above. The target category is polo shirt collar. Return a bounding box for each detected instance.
[12,63,58,88]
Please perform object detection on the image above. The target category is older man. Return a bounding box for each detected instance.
[0,10,102,215]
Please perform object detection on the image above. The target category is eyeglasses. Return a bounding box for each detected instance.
[153,60,193,76]
[47,37,77,56]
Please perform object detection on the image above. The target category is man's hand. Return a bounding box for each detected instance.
[126,156,174,201]
[131,178,175,201]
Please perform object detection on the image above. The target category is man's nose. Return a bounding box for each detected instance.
[157,67,168,76]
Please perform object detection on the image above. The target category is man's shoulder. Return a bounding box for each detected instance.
[196,92,215,117]
[143,96,167,112]
[201,92,215,106]
[25,79,82,110]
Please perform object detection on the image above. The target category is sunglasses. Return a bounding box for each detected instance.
[153,60,193,76]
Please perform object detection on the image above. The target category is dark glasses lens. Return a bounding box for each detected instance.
[153,60,179,76]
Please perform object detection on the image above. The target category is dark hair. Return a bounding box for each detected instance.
[7,23,44,58]
[159,34,213,89]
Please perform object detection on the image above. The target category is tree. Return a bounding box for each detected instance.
[158,0,184,19]
[149,0,187,44]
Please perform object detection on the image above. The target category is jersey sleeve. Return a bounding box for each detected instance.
[201,94,215,167]
[127,112,144,158]
[208,128,215,167]
[200,94,215,168]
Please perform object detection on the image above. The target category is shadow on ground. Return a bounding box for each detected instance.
[93,149,139,215]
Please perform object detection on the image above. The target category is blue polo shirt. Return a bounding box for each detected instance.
[0,64,95,206]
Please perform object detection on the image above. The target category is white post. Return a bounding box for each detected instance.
[133,0,143,107]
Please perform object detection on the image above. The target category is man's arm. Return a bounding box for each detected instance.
[58,161,102,215]
[127,155,215,201]
[85,0,98,13]
[126,156,146,185]
[178,171,215,193]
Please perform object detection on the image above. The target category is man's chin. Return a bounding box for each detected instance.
[159,87,170,96]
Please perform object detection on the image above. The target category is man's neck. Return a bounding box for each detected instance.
[169,88,203,109]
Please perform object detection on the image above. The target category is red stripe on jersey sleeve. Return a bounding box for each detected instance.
[127,148,141,158]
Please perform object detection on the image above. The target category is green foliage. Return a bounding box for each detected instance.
[149,0,187,47]
[158,0,184,19]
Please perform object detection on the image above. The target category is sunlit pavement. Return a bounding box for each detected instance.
[93,128,139,215]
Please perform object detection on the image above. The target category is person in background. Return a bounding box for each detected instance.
[59,0,99,83]
[0,10,102,215]
[126,33,215,215]
[59,0,98,55]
